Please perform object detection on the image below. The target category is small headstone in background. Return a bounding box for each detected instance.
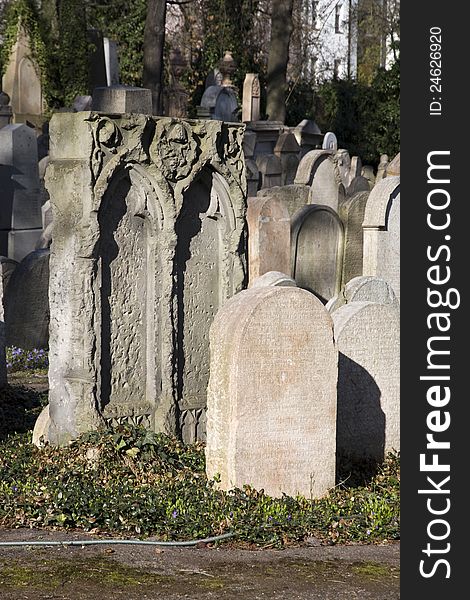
[0,124,43,261]
[322,131,338,151]
[255,154,282,189]
[247,195,291,284]
[91,85,153,114]
[291,204,344,303]
[4,248,50,350]
[362,176,400,302]
[242,73,261,122]
[274,132,300,185]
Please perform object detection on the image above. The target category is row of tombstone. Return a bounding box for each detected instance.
[248,157,400,305]
[206,271,399,499]
[0,110,401,503]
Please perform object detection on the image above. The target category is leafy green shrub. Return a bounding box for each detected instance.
[6,347,49,372]
[0,424,400,547]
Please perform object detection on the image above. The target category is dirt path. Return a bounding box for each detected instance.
[0,529,399,599]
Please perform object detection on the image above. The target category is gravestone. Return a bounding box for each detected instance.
[251,270,296,288]
[327,275,398,313]
[350,156,362,181]
[91,86,153,114]
[386,152,400,177]
[334,149,351,188]
[295,149,344,211]
[206,284,337,498]
[4,248,50,350]
[245,121,283,156]
[362,176,400,302]
[199,85,239,122]
[256,154,282,189]
[2,26,44,124]
[293,119,323,157]
[346,175,370,197]
[274,132,300,185]
[39,112,246,445]
[291,205,344,303]
[242,131,260,196]
[88,29,108,92]
[257,184,311,218]
[103,38,120,86]
[0,124,43,261]
[339,190,369,286]
[322,131,338,151]
[376,154,389,181]
[242,73,261,122]
[330,284,400,461]
[361,165,375,189]
[247,195,291,284]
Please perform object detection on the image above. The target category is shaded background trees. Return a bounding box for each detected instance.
[0,0,399,165]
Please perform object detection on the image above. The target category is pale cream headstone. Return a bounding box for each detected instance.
[242,73,261,122]
[295,149,344,212]
[362,176,400,302]
[2,26,44,120]
[247,195,291,285]
[206,284,337,498]
[331,292,400,461]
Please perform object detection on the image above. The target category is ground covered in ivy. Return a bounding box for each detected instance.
[0,379,399,548]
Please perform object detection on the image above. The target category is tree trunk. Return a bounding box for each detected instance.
[143,0,167,115]
[266,0,294,123]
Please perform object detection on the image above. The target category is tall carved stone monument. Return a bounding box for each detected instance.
[37,112,246,445]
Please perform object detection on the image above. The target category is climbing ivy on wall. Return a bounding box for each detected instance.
[0,0,49,95]
[0,0,89,108]
[86,0,146,88]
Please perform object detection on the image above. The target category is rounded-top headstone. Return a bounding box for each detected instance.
[4,248,50,350]
[322,132,338,151]
[251,271,296,288]
[332,300,400,460]
[206,285,338,498]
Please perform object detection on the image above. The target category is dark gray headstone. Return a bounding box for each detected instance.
[4,248,50,349]
[291,204,344,303]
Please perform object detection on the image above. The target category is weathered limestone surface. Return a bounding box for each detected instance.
[339,190,369,287]
[247,195,290,285]
[274,132,300,186]
[91,86,153,114]
[327,275,398,313]
[242,74,261,123]
[257,185,311,218]
[291,204,344,303]
[331,296,400,461]
[251,271,296,288]
[42,112,247,445]
[294,149,344,211]
[2,26,44,123]
[362,176,400,302]
[206,284,337,498]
